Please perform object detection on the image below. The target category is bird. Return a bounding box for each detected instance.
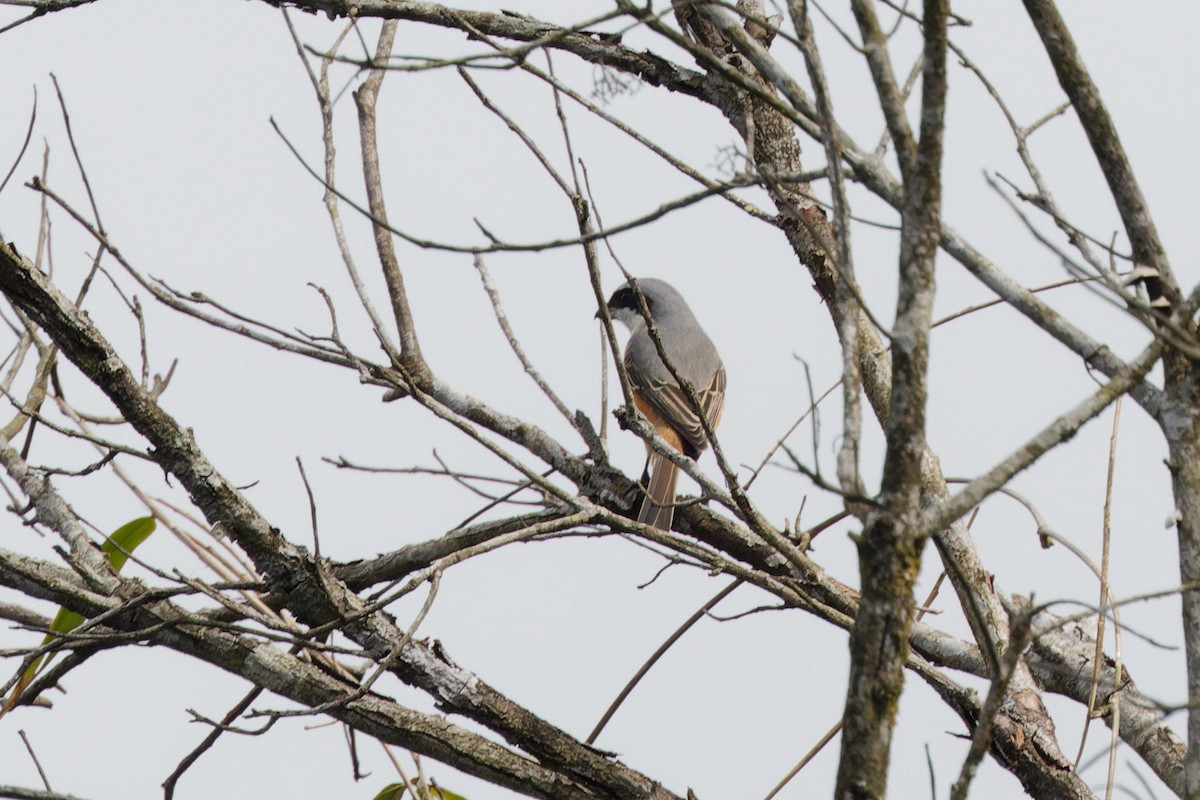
[600,278,726,531]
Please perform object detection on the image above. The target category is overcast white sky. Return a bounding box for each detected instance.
[1,2,1197,799]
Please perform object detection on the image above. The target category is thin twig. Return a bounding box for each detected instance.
[162,684,268,800]
[18,730,52,791]
[297,457,320,556]
[0,87,36,196]
[586,579,740,744]
[472,253,575,425]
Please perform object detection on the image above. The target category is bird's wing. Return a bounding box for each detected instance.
[626,356,725,457]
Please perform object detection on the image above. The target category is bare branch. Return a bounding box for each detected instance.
[921,336,1164,539]
[849,0,917,179]
[353,20,427,380]
[0,786,92,800]
[836,2,949,794]
[1021,0,1179,308]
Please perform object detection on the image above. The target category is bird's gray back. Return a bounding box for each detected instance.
[625,281,722,385]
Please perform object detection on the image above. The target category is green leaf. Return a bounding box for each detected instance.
[368,783,466,800]
[1,516,156,715]
[371,784,407,800]
[100,515,157,571]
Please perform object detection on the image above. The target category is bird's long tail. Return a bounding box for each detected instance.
[639,453,680,531]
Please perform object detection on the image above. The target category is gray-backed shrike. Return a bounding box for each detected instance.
[602,279,725,530]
